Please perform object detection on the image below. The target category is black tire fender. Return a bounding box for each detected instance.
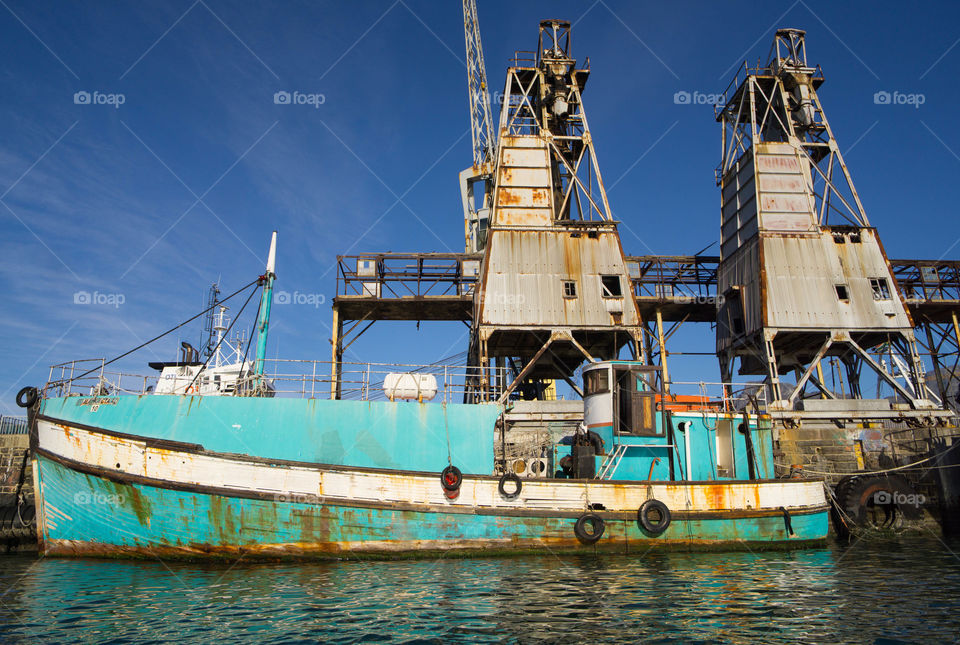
[498,472,522,500]
[638,498,672,534]
[440,465,463,492]
[574,513,605,544]
[841,474,922,529]
[15,386,38,409]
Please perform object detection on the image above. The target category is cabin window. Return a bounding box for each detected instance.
[562,280,577,298]
[614,367,659,436]
[600,275,622,298]
[870,277,891,301]
[835,284,849,301]
[584,369,609,395]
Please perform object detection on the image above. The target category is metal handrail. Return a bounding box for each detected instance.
[0,415,28,435]
[43,358,508,404]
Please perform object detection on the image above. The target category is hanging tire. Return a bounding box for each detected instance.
[638,499,671,535]
[15,386,38,408]
[440,465,463,493]
[840,474,921,532]
[834,475,862,506]
[498,472,522,500]
[574,513,605,544]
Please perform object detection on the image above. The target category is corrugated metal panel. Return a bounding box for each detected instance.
[479,230,638,327]
[717,236,762,351]
[500,147,549,167]
[493,136,554,227]
[755,143,817,233]
[720,148,759,258]
[500,167,550,186]
[762,231,911,330]
[496,187,550,208]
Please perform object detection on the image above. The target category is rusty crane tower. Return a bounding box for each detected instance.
[715,29,949,426]
[460,0,496,254]
[331,14,959,482]
[332,15,958,447]
[466,18,644,403]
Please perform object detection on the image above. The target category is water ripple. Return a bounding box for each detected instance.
[2,536,960,643]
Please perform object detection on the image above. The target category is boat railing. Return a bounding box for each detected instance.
[665,381,769,414]
[43,358,507,404]
[0,415,28,435]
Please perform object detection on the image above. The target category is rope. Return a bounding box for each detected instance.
[54,279,260,387]
[775,440,960,476]
[443,405,452,466]
[822,481,853,529]
[13,447,30,528]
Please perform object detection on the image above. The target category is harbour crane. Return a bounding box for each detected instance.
[460,0,496,253]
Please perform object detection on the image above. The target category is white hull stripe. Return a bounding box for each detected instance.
[36,418,827,514]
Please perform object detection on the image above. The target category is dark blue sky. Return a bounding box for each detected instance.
[1,0,958,411]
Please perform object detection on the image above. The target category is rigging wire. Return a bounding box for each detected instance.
[57,278,260,386]
[184,284,260,393]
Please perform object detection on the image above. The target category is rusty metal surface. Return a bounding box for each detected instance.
[332,252,958,325]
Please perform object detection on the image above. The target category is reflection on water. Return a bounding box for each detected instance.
[2,537,960,643]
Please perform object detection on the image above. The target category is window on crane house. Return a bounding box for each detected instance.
[600,275,622,298]
[835,284,850,301]
[584,368,609,395]
[870,277,891,301]
[562,280,577,298]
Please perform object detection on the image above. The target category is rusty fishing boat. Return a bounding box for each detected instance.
[16,15,832,559]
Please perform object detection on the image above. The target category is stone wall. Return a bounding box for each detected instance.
[0,434,32,501]
[0,433,36,552]
[774,420,947,484]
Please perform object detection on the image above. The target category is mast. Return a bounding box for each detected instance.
[254,231,277,377]
[201,282,220,359]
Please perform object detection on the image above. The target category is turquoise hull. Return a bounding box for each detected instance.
[32,395,830,558]
[35,455,828,558]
